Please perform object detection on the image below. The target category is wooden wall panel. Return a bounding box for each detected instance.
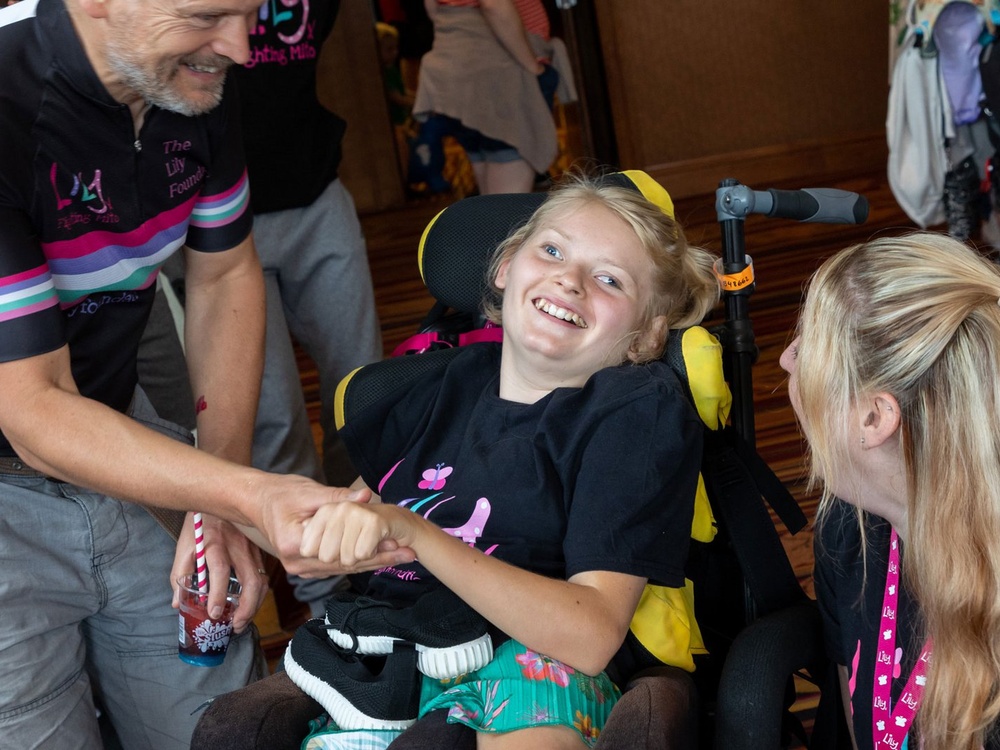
[317,4,404,213]
[593,1,888,197]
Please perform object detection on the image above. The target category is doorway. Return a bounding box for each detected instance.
[369,0,611,198]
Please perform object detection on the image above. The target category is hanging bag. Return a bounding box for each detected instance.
[887,0,951,227]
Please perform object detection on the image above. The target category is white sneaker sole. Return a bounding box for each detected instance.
[283,646,418,731]
[325,629,494,680]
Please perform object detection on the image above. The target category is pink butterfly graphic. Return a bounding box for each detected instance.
[418,464,453,490]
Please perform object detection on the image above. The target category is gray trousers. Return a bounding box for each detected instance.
[251,178,383,487]
[0,389,265,749]
[253,179,382,611]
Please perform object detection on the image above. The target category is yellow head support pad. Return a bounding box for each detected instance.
[618,169,675,220]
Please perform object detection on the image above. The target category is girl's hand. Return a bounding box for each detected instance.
[299,502,417,572]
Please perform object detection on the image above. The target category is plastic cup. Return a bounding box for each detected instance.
[177,573,241,667]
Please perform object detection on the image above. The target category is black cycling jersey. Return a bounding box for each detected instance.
[0,0,253,454]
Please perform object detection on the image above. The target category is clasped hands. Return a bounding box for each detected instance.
[255,480,423,582]
[170,482,419,631]
[298,492,422,575]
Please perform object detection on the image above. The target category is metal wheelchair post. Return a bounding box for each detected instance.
[713,177,870,448]
[712,177,870,626]
[715,178,760,448]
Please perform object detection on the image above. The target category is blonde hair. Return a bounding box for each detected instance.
[375,21,399,40]
[481,172,720,363]
[797,231,1000,750]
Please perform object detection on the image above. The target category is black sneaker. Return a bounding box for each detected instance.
[283,619,421,731]
[324,587,493,679]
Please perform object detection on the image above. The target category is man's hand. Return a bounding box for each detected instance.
[243,476,416,578]
[170,511,267,633]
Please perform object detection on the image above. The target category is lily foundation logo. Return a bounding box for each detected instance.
[50,162,118,230]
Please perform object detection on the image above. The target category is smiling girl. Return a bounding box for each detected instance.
[294,171,720,749]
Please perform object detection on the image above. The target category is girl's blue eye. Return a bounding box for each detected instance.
[543,244,562,259]
[596,274,620,288]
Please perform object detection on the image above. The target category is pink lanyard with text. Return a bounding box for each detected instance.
[872,528,933,750]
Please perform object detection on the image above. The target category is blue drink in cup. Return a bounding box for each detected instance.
[177,573,241,667]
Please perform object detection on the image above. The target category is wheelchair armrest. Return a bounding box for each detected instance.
[713,600,825,750]
[596,665,700,750]
[191,671,321,750]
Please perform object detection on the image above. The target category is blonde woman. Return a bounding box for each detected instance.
[780,231,1000,750]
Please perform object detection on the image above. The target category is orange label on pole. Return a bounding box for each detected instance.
[713,257,755,292]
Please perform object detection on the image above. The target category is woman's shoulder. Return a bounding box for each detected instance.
[539,360,702,443]
[590,356,683,388]
[357,343,499,420]
[814,500,894,582]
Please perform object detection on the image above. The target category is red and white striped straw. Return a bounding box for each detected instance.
[192,512,208,594]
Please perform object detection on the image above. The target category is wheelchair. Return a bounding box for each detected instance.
[192,171,864,749]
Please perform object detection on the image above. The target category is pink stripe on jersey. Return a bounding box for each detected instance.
[189,171,250,229]
[0,297,58,323]
[43,197,197,260]
[1,264,49,288]
[196,170,249,208]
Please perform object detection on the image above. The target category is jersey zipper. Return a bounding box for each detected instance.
[131,106,146,218]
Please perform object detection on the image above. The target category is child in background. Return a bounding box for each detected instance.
[376,22,415,130]
[375,22,422,192]
[289,171,721,749]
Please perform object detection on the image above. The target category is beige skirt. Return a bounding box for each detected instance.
[413,5,559,174]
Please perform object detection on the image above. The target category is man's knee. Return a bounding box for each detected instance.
[0,669,102,749]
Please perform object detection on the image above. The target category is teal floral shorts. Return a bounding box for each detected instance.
[419,639,621,746]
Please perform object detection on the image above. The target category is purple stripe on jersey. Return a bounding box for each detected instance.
[0,265,58,322]
[190,171,250,229]
[196,170,249,209]
[0,264,49,291]
[43,197,198,260]
[45,219,187,275]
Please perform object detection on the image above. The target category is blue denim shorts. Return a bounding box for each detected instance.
[431,114,522,164]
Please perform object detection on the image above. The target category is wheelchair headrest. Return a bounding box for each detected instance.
[415,170,676,316]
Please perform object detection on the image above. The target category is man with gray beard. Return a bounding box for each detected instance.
[0,0,404,747]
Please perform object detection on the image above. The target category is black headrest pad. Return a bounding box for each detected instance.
[417,193,546,315]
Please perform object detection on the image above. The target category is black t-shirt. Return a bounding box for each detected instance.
[232,0,347,214]
[815,499,999,750]
[0,0,252,454]
[339,343,702,606]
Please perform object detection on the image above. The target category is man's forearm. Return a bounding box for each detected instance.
[182,240,266,464]
[0,362,264,526]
